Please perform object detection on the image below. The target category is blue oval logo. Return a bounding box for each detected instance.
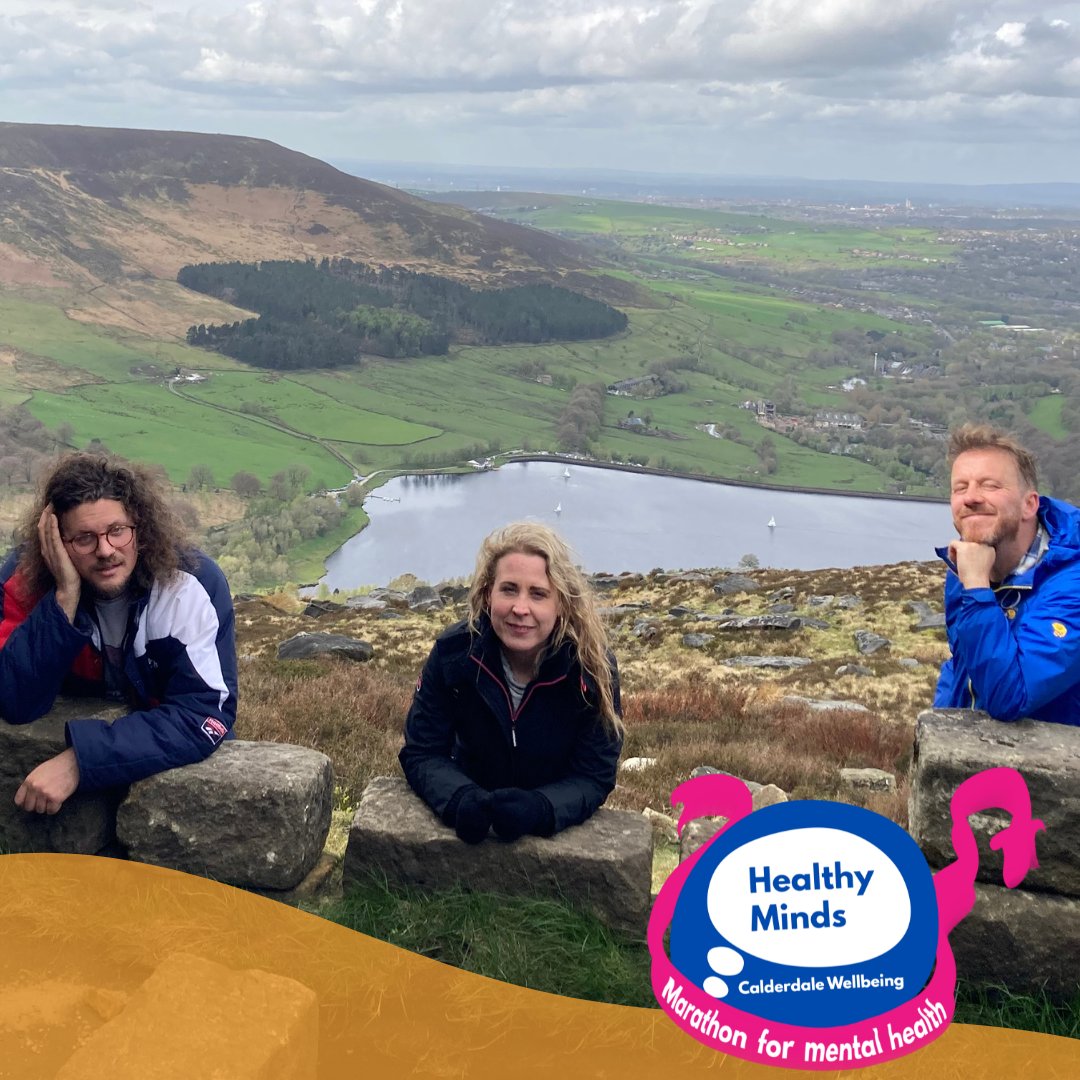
[670,801,937,1027]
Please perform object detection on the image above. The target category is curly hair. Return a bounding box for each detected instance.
[466,521,622,739]
[948,423,1039,491]
[17,453,192,595]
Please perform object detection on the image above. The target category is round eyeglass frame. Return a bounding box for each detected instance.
[62,524,137,555]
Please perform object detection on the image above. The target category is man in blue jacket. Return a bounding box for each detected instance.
[934,423,1080,726]
[0,453,237,813]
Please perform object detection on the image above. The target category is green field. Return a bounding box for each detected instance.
[2,271,923,495]
[1028,394,1067,439]
[456,194,954,270]
[0,200,950,580]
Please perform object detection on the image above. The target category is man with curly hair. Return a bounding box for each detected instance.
[0,453,237,813]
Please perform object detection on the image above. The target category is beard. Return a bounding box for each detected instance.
[86,559,134,600]
[956,509,1022,549]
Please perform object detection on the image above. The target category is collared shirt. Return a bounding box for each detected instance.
[1006,520,1050,581]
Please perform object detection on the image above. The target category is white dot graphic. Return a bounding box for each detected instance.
[702,946,744,998]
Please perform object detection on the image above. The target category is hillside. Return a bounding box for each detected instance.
[236,559,949,834]
[0,122,610,338]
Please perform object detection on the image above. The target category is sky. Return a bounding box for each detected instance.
[2,1,1079,185]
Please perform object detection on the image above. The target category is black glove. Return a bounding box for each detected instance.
[490,788,556,842]
[444,785,492,844]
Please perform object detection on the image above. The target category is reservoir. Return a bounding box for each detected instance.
[318,461,954,590]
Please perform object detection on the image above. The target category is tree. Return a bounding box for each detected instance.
[231,471,262,498]
[187,464,214,490]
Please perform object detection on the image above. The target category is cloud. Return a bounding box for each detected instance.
[0,1,1077,182]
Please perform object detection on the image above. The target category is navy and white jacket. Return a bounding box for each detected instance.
[0,548,237,790]
[399,615,623,835]
[934,495,1080,725]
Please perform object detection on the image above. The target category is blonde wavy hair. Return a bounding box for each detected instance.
[467,522,622,738]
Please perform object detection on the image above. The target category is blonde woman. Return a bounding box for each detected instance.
[400,522,623,842]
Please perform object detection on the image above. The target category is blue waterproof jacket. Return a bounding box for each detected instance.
[0,548,238,789]
[399,616,623,834]
[934,495,1080,725]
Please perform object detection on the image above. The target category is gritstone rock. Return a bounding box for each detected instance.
[277,632,374,662]
[713,614,804,631]
[406,585,443,612]
[783,696,870,714]
[910,709,1080,899]
[840,768,895,792]
[682,633,714,648]
[713,575,759,596]
[344,595,388,611]
[723,656,812,669]
[914,613,947,631]
[55,953,318,1080]
[117,741,333,891]
[679,784,789,861]
[835,663,873,677]
[854,629,891,655]
[344,777,652,936]
[949,883,1080,999]
[0,699,124,854]
[301,600,341,619]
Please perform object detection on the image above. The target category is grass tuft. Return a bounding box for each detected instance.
[313,873,655,1007]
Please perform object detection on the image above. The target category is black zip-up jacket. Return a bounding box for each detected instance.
[399,616,623,835]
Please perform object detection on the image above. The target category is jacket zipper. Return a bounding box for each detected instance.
[472,655,567,747]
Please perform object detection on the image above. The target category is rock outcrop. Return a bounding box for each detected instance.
[910,708,1080,996]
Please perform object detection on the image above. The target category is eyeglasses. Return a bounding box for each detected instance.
[62,524,136,555]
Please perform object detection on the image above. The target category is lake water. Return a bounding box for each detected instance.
[318,461,955,589]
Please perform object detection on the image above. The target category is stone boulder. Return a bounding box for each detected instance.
[854,629,891,655]
[117,741,334,891]
[949,883,1080,999]
[344,595,388,611]
[681,633,714,649]
[713,614,803,631]
[0,699,125,854]
[277,632,374,663]
[436,582,470,605]
[55,952,318,1080]
[783,696,870,714]
[679,784,789,861]
[835,663,873,677]
[713,575,759,596]
[840,768,895,792]
[910,709,1080,898]
[302,600,341,619]
[723,656,812,669]
[344,777,653,936]
[407,585,443,612]
[367,588,409,606]
[914,613,947,631]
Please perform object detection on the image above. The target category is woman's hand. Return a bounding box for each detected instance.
[38,505,81,622]
[452,786,493,844]
[490,788,555,841]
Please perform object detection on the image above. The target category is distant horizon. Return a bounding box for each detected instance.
[329,154,1080,194]
[2,1,1077,190]
[6,117,1078,191]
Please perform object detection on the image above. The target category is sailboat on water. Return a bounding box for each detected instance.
[768,516,776,529]
[555,503,562,515]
